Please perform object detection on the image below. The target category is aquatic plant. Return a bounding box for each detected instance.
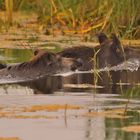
[121,86,140,115]
[92,49,101,87]
[5,0,13,25]
[0,0,139,38]
[33,0,140,38]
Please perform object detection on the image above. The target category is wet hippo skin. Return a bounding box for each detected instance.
[0,33,139,84]
[0,33,139,72]
[0,51,82,83]
[59,33,125,70]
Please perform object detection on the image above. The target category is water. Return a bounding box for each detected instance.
[0,48,140,140]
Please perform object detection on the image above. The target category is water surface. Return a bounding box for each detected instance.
[0,47,140,140]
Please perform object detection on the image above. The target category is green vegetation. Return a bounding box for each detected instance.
[122,85,140,98]
[0,0,140,39]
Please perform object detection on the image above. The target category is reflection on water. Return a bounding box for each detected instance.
[2,68,138,95]
[0,70,138,96]
[84,110,140,140]
[0,48,140,140]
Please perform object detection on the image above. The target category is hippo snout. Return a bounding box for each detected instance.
[71,58,83,71]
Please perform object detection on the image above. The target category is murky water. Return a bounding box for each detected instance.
[0,48,140,140]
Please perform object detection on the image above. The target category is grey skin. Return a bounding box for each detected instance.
[59,33,140,71]
[0,51,82,83]
[96,33,124,68]
[59,33,125,70]
[0,33,139,82]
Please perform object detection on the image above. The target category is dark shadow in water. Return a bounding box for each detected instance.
[17,68,140,95]
[19,76,63,94]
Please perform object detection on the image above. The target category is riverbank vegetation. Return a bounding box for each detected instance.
[0,0,140,39]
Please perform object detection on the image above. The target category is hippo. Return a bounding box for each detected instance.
[58,33,125,70]
[58,33,140,70]
[27,33,126,77]
[0,51,82,83]
[0,33,139,83]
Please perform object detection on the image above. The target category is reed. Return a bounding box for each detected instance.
[92,49,101,88]
[34,0,140,38]
[5,0,13,25]
[2,0,140,38]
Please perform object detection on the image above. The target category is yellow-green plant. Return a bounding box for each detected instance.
[5,0,13,25]
[92,49,101,87]
[34,0,140,38]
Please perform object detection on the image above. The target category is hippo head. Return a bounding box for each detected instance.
[97,33,124,68]
[30,50,83,73]
[5,50,83,80]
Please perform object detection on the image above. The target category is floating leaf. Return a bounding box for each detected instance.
[13,115,58,119]
[0,137,20,140]
[122,125,140,133]
[116,83,131,86]
[122,40,140,46]
[23,104,82,112]
[64,84,103,89]
[83,109,131,119]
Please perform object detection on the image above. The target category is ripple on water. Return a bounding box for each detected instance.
[57,58,140,77]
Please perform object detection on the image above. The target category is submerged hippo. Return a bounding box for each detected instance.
[58,33,124,70]
[0,51,82,83]
[58,33,140,70]
[0,33,139,83]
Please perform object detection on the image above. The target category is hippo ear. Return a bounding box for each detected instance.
[34,49,41,56]
[110,33,121,49]
[97,32,108,44]
[34,49,40,55]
